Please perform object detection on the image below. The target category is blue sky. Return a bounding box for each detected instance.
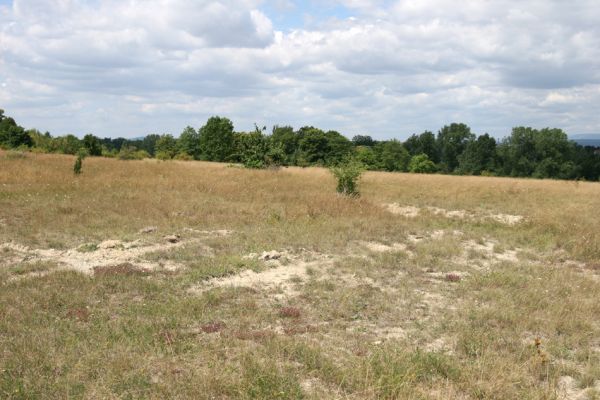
[1,0,599,139]
[262,1,357,30]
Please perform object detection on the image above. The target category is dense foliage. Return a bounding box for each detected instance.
[1,108,599,181]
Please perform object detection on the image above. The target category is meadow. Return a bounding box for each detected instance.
[1,151,599,399]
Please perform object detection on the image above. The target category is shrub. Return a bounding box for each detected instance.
[73,149,87,175]
[174,152,193,161]
[118,146,148,160]
[409,153,437,174]
[155,150,173,161]
[330,159,364,196]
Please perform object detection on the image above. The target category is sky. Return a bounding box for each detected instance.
[1,0,599,140]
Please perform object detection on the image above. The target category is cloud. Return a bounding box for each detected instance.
[1,0,599,138]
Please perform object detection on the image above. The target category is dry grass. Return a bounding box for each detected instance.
[1,151,599,399]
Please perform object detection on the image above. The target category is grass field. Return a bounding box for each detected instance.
[1,151,599,399]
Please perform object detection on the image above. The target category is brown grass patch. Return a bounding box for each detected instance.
[283,324,318,336]
[200,321,226,334]
[65,307,90,322]
[232,329,277,341]
[279,306,302,319]
[92,263,151,276]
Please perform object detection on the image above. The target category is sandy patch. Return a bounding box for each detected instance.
[358,241,409,253]
[557,375,600,400]
[426,206,472,219]
[183,228,233,237]
[384,203,524,226]
[488,213,525,226]
[384,204,420,218]
[0,229,230,277]
[192,250,335,298]
[373,326,407,341]
[424,336,455,354]
[460,239,520,268]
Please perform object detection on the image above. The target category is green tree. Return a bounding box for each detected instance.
[139,134,160,157]
[457,133,497,175]
[28,130,53,152]
[404,131,438,162]
[82,134,103,156]
[352,135,375,147]
[0,109,32,148]
[53,134,82,155]
[496,127,576,179]
[373,140,410,171]
[354,146,378,169]
[270,125,298,165]
[178,126,201,159]
[436,123,475,173]
[297,127,329,165]
[155,134,178,160]
[324,130,353,164]
[409,154,437,174]
[198,116,235,162]
[572,145,600,181]
[233,126,270,168]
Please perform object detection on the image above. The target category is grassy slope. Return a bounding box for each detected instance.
[0,151,599,399]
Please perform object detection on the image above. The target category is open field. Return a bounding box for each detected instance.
[1,151,599,399]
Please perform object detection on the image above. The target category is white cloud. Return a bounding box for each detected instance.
[1,0,599,138]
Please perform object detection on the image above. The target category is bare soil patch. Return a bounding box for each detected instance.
[0,229,231,278]
[191,249,336,298]
[384,203,525,225]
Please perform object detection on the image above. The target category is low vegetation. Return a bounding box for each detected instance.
[1,152,599,399]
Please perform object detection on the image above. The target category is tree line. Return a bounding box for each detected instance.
[1,109,599,181]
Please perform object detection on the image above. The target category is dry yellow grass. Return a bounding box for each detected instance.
[1,151,599,399]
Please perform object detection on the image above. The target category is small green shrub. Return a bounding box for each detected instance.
[73,149,87,175]
[330,159,364,196]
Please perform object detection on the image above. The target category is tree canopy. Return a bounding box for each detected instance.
[1,108,598,182]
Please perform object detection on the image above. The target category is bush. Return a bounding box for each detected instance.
[330,159,364,196]
[409,154,437,174]
[73,149,87,175]
[174,152,193,161]
[155,150,173,161]
[118,146,148,160]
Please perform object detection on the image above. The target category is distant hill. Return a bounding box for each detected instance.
[570,134,600,147]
